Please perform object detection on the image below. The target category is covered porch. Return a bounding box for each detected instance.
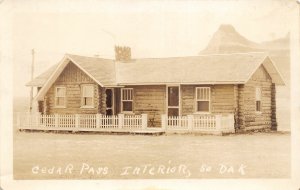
[16,112,235,135]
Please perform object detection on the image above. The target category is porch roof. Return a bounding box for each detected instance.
[27,52,285,89]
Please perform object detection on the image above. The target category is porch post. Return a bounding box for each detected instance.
[229,114,235,133]
[215,115,222,132]
[55,114,59,128]
[35,112,41,128]
[141,114,148,130]
[75,114,80,129]
[118,114,124,129]
[161,114,167,131]
[96,114,102,128]
[187,115,194,131]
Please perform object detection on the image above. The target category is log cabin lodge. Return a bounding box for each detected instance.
[26,46,285,132]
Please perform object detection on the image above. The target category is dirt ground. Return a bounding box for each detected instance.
[13,130,290,179]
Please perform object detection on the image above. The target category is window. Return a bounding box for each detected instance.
[121,88,133,112]
[256,87,261,112]
[196,87,210,112]
[55,87,66,107]
[81,85,94,108]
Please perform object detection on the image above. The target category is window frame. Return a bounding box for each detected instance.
[195,87,211,114]
[54,86,66,108]
[166,85,181,116]
[121,88,134,113]
[81,84,95,109]
[255,87,262,113]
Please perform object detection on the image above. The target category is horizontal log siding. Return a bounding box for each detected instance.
[98,87,106,114]
[238,65,272,130]
[45,62,103,114]
[132,85,166,127]
[181,85,235,115]
[271,83,277,130]
[211,85,235,114]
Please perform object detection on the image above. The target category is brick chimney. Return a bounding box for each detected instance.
[114,46,131,62]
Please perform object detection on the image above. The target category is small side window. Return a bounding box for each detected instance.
[81,85,94,108]
[121,88,133,112]
[55,87,66,108]
[195,87,210,113]
[255,87,261,112]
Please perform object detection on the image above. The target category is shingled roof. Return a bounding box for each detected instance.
[28,52,285,100]
[116,52,281,84]
[26,54,116,87]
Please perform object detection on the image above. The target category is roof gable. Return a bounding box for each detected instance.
[260,56,285,85]
[34,54,116,101]
[67,54,116,86]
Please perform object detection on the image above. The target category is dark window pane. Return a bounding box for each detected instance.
[168,108,179,116]
[106,89,113,107]
[256,101,261,111]
[83,97,93,106]
[106,109,113,115]
[123,102,132,111]
[197,101,209,112]
[168,87,179,106]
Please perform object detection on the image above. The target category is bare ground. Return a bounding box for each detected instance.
[13,130,290,179]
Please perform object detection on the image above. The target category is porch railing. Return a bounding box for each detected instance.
[16,113,235,134]
[16,113,148,132]
[161,114,235,133]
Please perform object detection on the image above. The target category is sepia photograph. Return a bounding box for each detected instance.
[1,0,300,189]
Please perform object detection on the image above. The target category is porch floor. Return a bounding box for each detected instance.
[19,127,166,136]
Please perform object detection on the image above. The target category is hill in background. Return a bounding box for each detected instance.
[200,24,290,131]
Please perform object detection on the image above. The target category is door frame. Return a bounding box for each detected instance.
[105,88,115,115]
[166,85,181,116]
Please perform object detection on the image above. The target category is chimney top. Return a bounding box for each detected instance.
[115,46,131,62]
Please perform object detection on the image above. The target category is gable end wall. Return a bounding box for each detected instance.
[238,65,273,131]
[44,62,105,114]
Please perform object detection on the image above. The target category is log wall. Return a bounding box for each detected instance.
[131,85,166,127]
[181,85,235,115]
[271,83,277,130]
[44,62,104,114]
[238,65,273,130]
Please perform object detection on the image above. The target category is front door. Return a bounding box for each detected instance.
[167,86,180,116]
[105,88,114,115]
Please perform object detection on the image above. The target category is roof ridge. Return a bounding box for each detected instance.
[66,53,114,61]
[125,52,269,61]
[66,51,268,62]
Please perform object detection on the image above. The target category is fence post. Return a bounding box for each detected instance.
[161,114,167,131]
[229,114,235,133]
[118,114,124,129]
[75,114,80,129]
[188,115,193,131]
[96,114,102,128]
[36,112,41,128]
[55,114,59,128]
[215,115,222,132]
[141,114,148,130]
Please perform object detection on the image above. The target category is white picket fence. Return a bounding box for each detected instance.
[161,114,235,133]
[16,113,235,134]
[16,113,147,132]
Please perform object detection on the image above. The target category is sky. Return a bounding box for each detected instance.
[8,0,297,97]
